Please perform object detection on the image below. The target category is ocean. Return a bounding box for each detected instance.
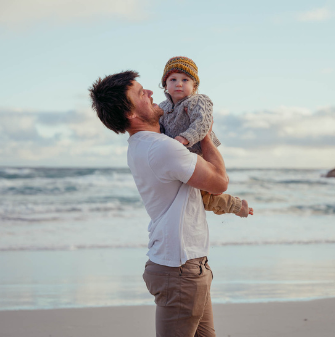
[0,167,334,310]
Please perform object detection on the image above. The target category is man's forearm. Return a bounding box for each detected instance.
[200,136,228,180]
[187,132,229,194]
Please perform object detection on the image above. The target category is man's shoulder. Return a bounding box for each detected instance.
[149,132,181,152]
[128,132,173,167]
[128,132,197,184]
[143,133,192,161]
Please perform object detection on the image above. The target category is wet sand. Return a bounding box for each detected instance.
[1,298,334,337]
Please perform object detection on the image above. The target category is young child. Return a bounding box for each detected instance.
[159,56,253,217]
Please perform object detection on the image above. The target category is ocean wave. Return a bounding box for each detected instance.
[0,167,131,180]
[3,185,78,195]
[1,240,335,251]
[0,200,143,221]
[0,183,137,197]
[0,243,147,251]
[1,200,333,220]
[249,204,335,216]
[278,179,331,185]
[1,167,333,222]
[0,215,62,222]
[249,177,332,185]
[0,169,137,197]
[289,204,335,215]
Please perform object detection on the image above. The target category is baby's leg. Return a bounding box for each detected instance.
[201,191,242,215]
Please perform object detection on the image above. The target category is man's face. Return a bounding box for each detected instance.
[127,81,163,126]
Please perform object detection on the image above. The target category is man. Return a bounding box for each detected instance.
[89,71,250,337]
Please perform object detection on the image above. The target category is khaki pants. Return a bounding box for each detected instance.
[143,257,216,337]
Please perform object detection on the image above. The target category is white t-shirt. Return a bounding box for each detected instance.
[127,131,209,267]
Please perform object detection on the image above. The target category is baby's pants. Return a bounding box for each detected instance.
[201,191,241,215]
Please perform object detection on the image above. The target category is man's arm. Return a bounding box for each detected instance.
[187,130,229,194]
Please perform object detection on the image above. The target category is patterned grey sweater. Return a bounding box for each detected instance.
[159,93,221,155]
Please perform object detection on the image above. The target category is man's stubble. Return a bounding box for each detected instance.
[140,105,164,127]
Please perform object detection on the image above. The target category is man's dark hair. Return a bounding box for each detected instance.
[89,70,139,134]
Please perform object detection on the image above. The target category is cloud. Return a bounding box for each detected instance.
[214,106,335,168]
[1,105,335,168]
[0,107,129,166]
[219,145,335,169]
[321,68,334,74]
[215,106,335,148]
[0,0,150,29]
[297,7,333,22]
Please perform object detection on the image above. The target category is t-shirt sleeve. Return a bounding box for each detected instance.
[148,136,197,184]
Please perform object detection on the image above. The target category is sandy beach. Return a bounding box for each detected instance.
[1,298,334,337]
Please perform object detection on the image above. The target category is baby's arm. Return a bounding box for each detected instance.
[201,191,253,217]
[178,95,213,147]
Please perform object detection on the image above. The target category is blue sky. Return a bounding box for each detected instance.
[0,0,334,168]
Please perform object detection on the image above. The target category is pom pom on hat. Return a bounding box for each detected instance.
[161,56,199,88]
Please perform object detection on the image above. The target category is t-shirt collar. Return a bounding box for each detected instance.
[127,130,156,143]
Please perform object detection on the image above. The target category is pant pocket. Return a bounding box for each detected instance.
[204,264,213,280]
[143,270,169,307]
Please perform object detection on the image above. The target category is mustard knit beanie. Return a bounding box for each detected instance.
[161,56,200,88]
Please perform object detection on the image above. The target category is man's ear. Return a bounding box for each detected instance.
[127,111,137,120]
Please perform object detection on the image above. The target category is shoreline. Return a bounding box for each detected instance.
[2,295,334,312]
[1,298,334,337]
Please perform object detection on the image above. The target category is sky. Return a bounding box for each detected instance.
[0,0,334,168]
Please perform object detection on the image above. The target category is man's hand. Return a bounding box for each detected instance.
[175,136,189,145]
[236,199,253,218]
[202,118,213,142]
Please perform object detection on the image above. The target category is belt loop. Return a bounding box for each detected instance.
[179,265,183,276]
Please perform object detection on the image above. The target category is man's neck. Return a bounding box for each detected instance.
[127,124,160,137]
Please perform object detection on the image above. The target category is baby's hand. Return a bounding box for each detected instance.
[175,136,189,145]
[236,199,253,218]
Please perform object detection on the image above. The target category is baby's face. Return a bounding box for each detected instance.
[166,72,195,104]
